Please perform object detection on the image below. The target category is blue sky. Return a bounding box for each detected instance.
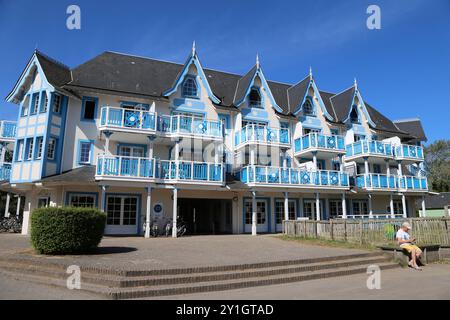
[0,0,449,143]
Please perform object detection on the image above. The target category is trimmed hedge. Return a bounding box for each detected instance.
[30,207,106,254]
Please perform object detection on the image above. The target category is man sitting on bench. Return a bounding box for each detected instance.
[396,222,423,270]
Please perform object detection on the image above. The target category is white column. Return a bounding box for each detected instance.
[283,152,288,168]
[385,160,390,176]
[250,146,256,166]
[368,194,373,218]
[4,193,10,218]
[172,188,178,238]
[105,136,110,155]
[342,193,347,219]
[397,161,403,176]
[315,193,321,221]
[401,194,407,218]
[16,196,21,216]
[175,140,180,178]
[312,152,318,171]
[390,194,395,219]
[145,187,152,238]
[252,191,257,236]
[364,157,369,174]
[0,143,6,164]
[214,142,220,164]
[100,185,107,212]
[284,192,289,221]
[148,140,154,159]
[339,155,344,173]
[421,195,427,217]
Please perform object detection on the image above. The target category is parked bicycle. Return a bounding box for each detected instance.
[142,219,161,237]
[0,216,22,233]
[165,217,187,237]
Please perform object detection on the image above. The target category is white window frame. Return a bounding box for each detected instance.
[32,93,40,114]
[17,140,24,161]
[68,193,96,208]
[78,141,92,164]
[53,94,61,113]
[275,199,296,224]
[47,138,56,160]
[35,137,43,159]
[26,138,34,161]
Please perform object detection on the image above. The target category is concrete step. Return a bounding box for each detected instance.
[0,255,389,288]
[0,254,399,299]
[0,251,383,277]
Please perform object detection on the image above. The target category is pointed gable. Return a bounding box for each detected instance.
[330,86,356,121]
[6,50,71,104]
[232,62,283,113]
[287,75,310,115]
[163,48,220,104]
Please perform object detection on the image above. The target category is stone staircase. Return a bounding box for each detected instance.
[0,252,399,299]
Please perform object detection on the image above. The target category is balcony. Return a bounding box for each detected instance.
[354,173,428,192]
[100,106,157,134]
[0,121,17,141]
[294,133,345,158]
[234,124,290,148]
[0,163,11,181]
[394,144,424,163]
[240,166,349,189]
[96,155,224,185]
[157,115,222,140]
[345,140,393,161]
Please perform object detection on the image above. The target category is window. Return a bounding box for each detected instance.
[330,129,339,135]
[35,137,43,159]
[68,193,96,208]
[118,145,145,158]
[303,128,320,135]
[32,93,40,114]
[275,200,296,224]
[388,200,403,215]
[38,197,50,208]
[106,196,138,226]
[182,77,198,97]
[329,200,343,218]
[350,106,359,124]
[82,97,97,121]
[26,138,34,161]
[303,99,315,116]
[354,134,366,142]
[352,200,368,216]
[41,92,48,113]
[248,87,262,108]
[78,141,93,164]
[244,200,266,224]
[16,140,24,161]
[316,160,326,170]
[332,160,341,171]
[373,164,382,174]
[47,138,56,160]
[21,104,29,117]
[53,94,61,113]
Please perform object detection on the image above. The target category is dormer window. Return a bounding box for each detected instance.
[350,105,359,124]
[303,99,315,116]
[182,77,198,98]
[249,87,262,108]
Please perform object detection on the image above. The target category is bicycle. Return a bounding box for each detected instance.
[0,216,22,233]
[142,219,160,237]
[165,218,187,237]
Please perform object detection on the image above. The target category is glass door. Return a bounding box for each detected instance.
[303,199,322,220]
[104,195,139,235]
[244,199,269,233]
[275,199,296,232]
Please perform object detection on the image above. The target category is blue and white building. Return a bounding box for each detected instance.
[0,46,430,236]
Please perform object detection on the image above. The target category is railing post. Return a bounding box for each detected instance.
[191,161,194,180]
[118,156,122,176]
[137,157,141,177]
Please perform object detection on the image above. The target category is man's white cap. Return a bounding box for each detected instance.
[402,222,412,230]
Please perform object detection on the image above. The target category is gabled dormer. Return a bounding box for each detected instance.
[163,42,221,114]
[233,55,283,118]
[288,70,334,121]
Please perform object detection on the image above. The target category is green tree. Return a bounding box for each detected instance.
[424,139,450,192]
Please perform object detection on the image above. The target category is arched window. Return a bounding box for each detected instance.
[249,87,262,108]
[350,106,359,123]
[182,77,198,97]
[303,99,315,116]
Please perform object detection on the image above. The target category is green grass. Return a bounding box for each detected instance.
[275,234,378,251]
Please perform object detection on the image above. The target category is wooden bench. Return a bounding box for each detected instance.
[378,244,441,265]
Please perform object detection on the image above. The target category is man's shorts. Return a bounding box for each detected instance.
[401,245,422,254]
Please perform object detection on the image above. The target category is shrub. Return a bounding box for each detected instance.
[30,206,106,254]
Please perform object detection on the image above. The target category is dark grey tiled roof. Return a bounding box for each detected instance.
[16,50,419,138]
[330,87,355,121]
[394,119,427,141]
[287,76,311,115]
[35,51,72,88]
[416,192,450,209]
[39,166,96,183]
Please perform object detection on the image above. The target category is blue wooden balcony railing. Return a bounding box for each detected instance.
[394,144,424,161]
[241,166,349,187]
[96,155,223,183]
[0,163,11,181]
[157,115,222,138]
[100,106,157,132]
[294,133,345,153]
[346,140,393,158]
[234,124,290,146]
[0,121,17,139]
[354,174,427,191]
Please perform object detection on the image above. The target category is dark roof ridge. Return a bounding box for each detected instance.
[35,49,71,70]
